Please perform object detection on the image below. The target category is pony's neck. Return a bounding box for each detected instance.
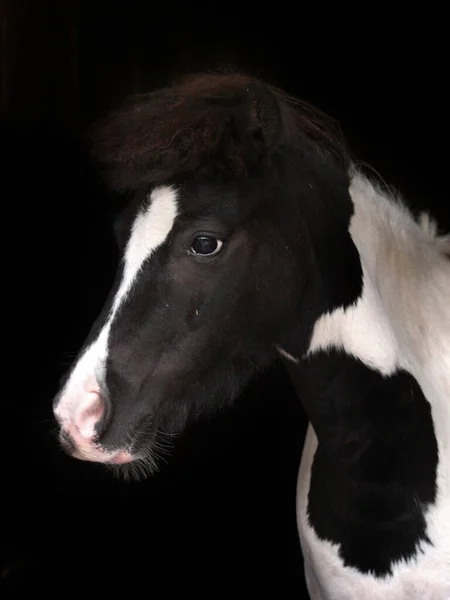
[348,173,450,375]
[347,173,450,451]
[284,171,450,453]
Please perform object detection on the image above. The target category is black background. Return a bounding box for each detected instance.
[1,2,448,597]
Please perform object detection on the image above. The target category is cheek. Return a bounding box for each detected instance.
[167,238,257,327]
[168,258,220,316]
[239,253,299,324]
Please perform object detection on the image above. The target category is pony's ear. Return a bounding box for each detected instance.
[205,82,283,169]
[233,84,283,167]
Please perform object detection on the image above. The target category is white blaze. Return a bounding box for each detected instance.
[55,186,179,426]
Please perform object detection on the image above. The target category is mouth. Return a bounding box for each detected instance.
[74,446,135,465]
[59,428,135,465]
[58,424,172,482]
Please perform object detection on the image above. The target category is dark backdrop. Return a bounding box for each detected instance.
[1,2,448,597]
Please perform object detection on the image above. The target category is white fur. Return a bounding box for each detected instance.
[296,172,450,599]
[54,186,179,434]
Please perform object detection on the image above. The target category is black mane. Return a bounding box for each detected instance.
[88,71,349,192]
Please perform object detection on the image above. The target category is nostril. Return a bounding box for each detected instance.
[73,392,105,440]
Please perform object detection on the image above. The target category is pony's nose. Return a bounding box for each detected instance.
[72,391,105,440]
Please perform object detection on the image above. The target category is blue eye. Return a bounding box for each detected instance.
[190,235,224,256]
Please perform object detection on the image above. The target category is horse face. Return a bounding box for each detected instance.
[53,177,302,471]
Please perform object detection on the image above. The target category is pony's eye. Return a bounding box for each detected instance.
[190,235,223,256]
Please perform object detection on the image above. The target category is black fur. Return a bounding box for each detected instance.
[290,351,438,575]
[88,72,349,191]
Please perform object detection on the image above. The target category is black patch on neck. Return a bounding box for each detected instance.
[297,350,438,576]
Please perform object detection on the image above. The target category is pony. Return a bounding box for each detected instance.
[52,72,450,599]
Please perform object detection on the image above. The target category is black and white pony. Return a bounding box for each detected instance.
[53,73,450,599]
